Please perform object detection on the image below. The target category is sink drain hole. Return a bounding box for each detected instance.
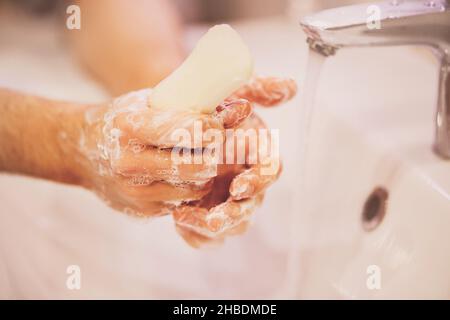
[362,187,388,231]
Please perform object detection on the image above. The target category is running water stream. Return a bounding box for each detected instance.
[282,48,327,297]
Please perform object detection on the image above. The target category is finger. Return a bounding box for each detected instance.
[118,179,213,203]
[215,99,252,129]
[201,194,262,237]
[105,199,173,219]
[172,205,210,233]
[115,108,222,148]
[112,146,217,183]
[123,203,173,218]
[116,102,252,149]
[230,77,297,107]
[217,113,267,169]
[228,113,282,200]
[175,220,250,248]
[173,195,262,239]
[229,162,281,200]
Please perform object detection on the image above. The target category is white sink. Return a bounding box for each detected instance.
[284,44,450,299]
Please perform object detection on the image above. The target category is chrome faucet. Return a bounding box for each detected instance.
[300,0,450,158]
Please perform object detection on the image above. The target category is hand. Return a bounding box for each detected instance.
[172,77,297,247]
[79,77,296,247]
[79,88,251,217]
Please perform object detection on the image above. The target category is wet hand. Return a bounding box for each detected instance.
[79,77,296,247]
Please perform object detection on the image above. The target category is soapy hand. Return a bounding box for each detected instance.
[79,77,296,247]
[172,77,297,247]
[79,88,251,217]
[172,112,278,247]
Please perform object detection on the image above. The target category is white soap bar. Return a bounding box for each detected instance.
[148,24,254,113]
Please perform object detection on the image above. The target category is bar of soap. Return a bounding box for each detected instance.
[148,24,254,113]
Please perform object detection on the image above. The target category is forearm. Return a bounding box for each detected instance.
[0,88,89,186]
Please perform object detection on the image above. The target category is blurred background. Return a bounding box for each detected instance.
[3,0,369,20]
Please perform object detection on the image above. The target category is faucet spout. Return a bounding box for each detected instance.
[300,0,450,53]
[300,0,450,158]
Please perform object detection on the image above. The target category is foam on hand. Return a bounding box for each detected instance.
[148,24,254,113]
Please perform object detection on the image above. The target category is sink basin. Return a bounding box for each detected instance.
[286,45,450,299]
